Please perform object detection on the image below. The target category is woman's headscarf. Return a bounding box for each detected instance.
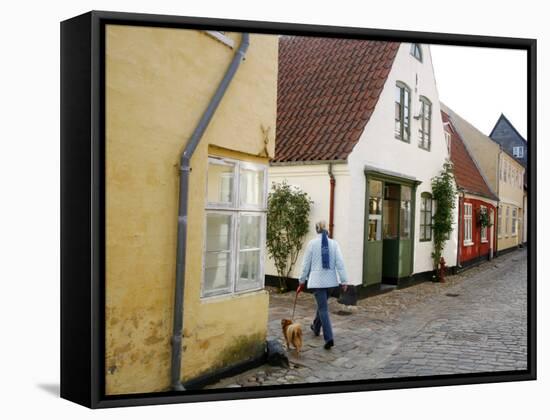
[316,221,330,269]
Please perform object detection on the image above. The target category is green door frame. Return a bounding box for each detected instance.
[363,168,422,286]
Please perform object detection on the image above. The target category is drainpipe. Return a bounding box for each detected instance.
[328,163,335,238]
[170,33,250,391]
[456,191,463,268]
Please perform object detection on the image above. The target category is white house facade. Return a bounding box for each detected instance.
[267,38,457,291]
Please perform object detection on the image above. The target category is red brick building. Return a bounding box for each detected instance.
[442,111,499,267]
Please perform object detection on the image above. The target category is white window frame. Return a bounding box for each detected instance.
[464,203,473,246]
[513,146,524,158]
[202,156,268,299]
[480,205,488,243]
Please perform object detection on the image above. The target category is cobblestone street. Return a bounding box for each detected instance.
[206,249,527,389]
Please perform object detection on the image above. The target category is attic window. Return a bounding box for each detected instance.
[410,43,423,62]
[205,31,235,48]
[513,146,524,158]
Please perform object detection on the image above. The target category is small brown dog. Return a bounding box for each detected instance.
[281,319,303,356]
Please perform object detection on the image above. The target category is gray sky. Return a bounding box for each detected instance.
[430,44,527,139]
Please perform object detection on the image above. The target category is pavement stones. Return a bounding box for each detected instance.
[205,249,528,389]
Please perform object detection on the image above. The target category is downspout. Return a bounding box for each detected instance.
[170,33,250,391]
[328,163,335,238]
[456,191,463,268]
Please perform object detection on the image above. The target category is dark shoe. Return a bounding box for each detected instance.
[324,340,334,350]
[310,324,320,337]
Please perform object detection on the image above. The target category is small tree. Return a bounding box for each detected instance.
[431,161,457,280]
[266,181,312,292]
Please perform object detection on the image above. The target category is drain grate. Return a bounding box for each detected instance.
[446,331,487,342]
[445,293,460,297]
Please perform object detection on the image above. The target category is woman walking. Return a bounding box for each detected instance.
[296,220,348,349]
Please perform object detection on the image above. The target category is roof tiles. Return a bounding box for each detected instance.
[274,36,399,162]
[442,110,498,201]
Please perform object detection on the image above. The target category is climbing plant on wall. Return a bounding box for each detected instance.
[266,181,312,292]
[431,160,457,279]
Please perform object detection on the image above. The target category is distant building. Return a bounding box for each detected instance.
[490,114,527,167]
[442,104,525,255]
[442,110,498,267]
[490,114,528,245]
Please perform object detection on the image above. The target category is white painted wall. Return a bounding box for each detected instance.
[344,43,458,280]
[265,163,351,280]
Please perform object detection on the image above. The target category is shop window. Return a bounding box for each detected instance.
[368,180,383,241]
[400,186,412,239]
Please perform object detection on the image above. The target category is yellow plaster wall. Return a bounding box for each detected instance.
[105,25,277,395]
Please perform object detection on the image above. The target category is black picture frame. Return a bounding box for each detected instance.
[60,10,536,409]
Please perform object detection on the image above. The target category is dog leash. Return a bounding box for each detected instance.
[291,291,299,321]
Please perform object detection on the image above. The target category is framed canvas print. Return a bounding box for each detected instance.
[60,10,536,408]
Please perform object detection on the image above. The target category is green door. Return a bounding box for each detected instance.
[382,183,400,280]
[363,173,417,286]
[364,180,383,286]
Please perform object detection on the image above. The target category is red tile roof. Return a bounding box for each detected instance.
[442,111,498,201]
[273,36,400,163]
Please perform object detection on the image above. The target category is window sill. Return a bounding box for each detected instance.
[463,241,474,247]
[200,287,266,303]
[481,239,488,243]
[418,145,431,152]
[419,239,432,243]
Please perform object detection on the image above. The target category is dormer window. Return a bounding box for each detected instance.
[513,146,524,158]
[410,43,423,62]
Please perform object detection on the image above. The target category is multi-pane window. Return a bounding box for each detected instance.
[203,157,267,297]
[395,82,411,141]
[505,206,510,236]
[418,96,432,150]
[498,206,502,237]
[464,203,473,245]
[410,43,422,61]
[368,180,383,242]
[512,207,517,236]
[513,146,524,158]
[480,206,488,242]
[420,192,432,241]
[400,186,412,239]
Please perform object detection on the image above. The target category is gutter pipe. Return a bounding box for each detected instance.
[170,33,250,391]
[328,163,335,238]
